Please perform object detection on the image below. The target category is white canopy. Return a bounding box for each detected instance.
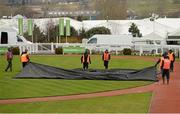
[169,28,180,36]
[143,32,166,40]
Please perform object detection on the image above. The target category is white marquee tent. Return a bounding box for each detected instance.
[1,15,180,45]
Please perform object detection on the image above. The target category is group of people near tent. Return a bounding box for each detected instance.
[4,48,175,85]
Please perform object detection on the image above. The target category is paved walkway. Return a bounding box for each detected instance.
[149,62,180,113]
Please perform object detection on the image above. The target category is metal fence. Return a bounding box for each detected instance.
[0,43,180,57]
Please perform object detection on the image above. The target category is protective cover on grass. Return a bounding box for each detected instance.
[15,62,157,81]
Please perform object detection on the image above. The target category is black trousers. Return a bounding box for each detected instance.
[162,69,170,80]
[170,61,174,71]
[5,60,12,71]
[83,62,89,70]
[22,62,28,68]
[104,61,109,69]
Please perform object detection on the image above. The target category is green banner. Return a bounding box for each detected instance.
[63,46,85,54]
[66,19,71,36]
[28,19,33,36]
[18,18,23,35]
[59,19,64,36]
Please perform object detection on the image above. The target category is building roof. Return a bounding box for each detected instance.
[1,16,180,40]
[142,32,166,40]
[12,14,27,19]
[0,26,17,32]
[169,28,180,36]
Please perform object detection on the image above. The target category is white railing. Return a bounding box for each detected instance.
[0,43,180,57]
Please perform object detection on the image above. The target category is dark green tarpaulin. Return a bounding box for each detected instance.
[15,62,157,81]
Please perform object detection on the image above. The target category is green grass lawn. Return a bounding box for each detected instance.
[0,92,152,113]
[0,55,154,99]
[0,55,154,113]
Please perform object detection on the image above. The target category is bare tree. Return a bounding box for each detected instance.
[172,0,180,4]
[41,1,50,18]
[0,5,11,17]
[92,0,127,20]
[46,19,55,42]
[0,0,7,4]
[14,6,37,18]
[156,0,168,17]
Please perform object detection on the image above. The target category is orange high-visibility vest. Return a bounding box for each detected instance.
[103,53,110,61]
[21,54,28,62]
[168,53,174,61]
[163,59,170,70]
[160,57,164,68]
[82,54,90,63]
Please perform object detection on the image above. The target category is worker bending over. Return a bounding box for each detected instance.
[155,53,165,74]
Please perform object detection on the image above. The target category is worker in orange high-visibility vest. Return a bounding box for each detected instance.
[168,50,175,72]
[81,49,91,71]
[155,53,166,73]
[102,49,111,69]
[162,55,171,84]
[20,49,30,68]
